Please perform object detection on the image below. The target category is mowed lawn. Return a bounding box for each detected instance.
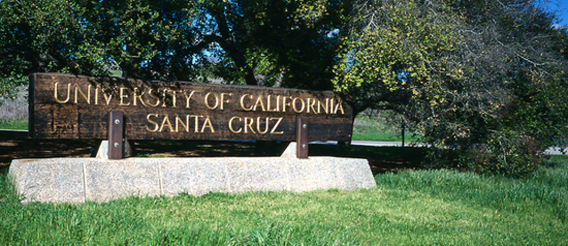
[1,156,566,245]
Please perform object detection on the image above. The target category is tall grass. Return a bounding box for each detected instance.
[376,156,568,224]
[1,157,567,245]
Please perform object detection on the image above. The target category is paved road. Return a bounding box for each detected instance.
[543,147,568,155]
[314,140,567,155]
[312,140,426,147]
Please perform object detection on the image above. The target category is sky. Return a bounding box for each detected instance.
[544,0,568,27]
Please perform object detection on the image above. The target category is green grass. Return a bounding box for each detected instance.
[352,116,422,142]
[0,118,27,130]
[1,157,566,245]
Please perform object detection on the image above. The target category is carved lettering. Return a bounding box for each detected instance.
[161,89,169,108]
[244,117,256,133]
[102,88,113,105]
[267,95,280,112]
[270,117,284,134]
[307,98,317,114]
[220,93,232,110]
[159,114,174,132]
[318,98,329,114]
[74,84,91,104]
[119,87,130,106]
[227,116,284,135]
[191,115,202,133]
[253,95,266,112]
[54,82,71,103]
[146,114,159,132]
[133,88,147,107]
[256,117,269,134]
[229,116,242,133]
[334,100,345,114]
[94,86,99,105]
[201,116,215,133]
[35,74,353,141]
[240,94,254,111]
[292,97,305,113]
[147,89,160,107]
[204,92,219,110]
[175,114,190,132]
[183,90,195,109]
[282,96,291,112]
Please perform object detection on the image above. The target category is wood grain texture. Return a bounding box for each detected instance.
[30,73,353,141]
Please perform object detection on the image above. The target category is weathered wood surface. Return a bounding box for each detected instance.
[30,73,353,141]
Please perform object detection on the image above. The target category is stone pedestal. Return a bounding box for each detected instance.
[8,144,376,204]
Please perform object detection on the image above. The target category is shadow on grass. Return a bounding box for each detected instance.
[132,141,427,175]
[310,144,427,175]
[0,165,8,176]
[0,139,100,166]
[1,139,427,175]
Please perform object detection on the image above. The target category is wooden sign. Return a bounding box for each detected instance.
[29,73,353,141]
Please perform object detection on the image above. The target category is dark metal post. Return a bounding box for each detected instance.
[296,118,309,159]
[108,111,124,160]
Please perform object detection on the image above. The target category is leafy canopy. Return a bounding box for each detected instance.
[0,0,350,90]
[335,0,568,176]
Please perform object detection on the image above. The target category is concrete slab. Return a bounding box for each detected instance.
[10,158,86,204]
[84,159,161,202]
[8,143,376,204]
[8,156,375,204]
[160,159,230,196]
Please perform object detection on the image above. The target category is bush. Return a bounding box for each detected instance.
[0,75,28,99]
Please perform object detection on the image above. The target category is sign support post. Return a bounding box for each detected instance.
[296,118,308,159]
[108,111,124,160]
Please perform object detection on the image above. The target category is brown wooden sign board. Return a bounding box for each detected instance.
[29,73,353,142]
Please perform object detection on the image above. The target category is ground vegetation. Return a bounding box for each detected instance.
[1,155,567,244]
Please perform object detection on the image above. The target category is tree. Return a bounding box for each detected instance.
[0,0,203,81]
[0,0,87,96]
[335,0,568,175]
[1,0,351,90]
[193,0,350,88]
[333,0,463,116]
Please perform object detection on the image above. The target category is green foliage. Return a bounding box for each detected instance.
[193,0,350,88]
[0,0,210,81]
[0,0,350,89]
[333,0,462,109]
[335,0,568,176]
[2,157,568,244]
[0,75,27,99]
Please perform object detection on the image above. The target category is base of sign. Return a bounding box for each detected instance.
[95,140,133,159]
[8,144,376,204]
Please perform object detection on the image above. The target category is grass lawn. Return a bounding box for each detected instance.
[352,116,422,142]
[0,118,27,130]
[1,155,566,245]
